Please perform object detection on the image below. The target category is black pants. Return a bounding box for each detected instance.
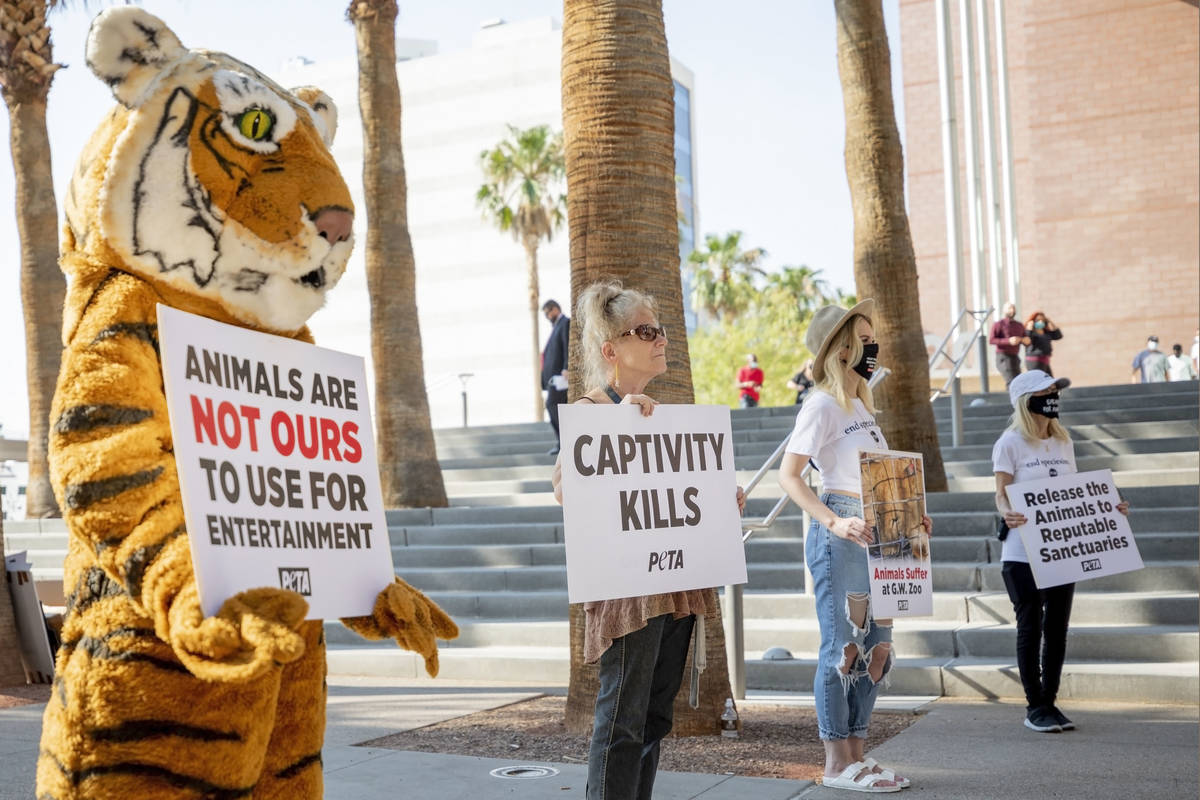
[1025,358,1052,376]
[546,387,568,444]
[996,352,1021,386]
[1002,561,1074,709]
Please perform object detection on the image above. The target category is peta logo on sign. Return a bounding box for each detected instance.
[1081,558,1102,573]
[278,567,312,595]
[896,599,909,612]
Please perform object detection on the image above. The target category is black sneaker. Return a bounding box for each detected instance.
[1024,706,1063,733]
[1048,706,1075,730]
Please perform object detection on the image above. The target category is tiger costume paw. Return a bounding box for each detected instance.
[169,584,308,683]
[340,578,458,677]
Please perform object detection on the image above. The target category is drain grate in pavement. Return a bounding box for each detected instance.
[489,765,561,779]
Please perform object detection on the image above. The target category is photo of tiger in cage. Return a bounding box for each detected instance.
[859,450,931,563]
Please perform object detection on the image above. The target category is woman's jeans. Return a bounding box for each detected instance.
[586,613,695,800]
[807,493,894,740]
[1002,560,1075,709]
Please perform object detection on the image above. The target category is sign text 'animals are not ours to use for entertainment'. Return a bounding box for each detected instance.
[558,404,748,603]
[157,305,395,619]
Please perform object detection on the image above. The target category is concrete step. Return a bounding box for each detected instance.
[977,561,1198,593]
[966,591,1199,626]
[326,618,567,649]
[746,657,1199,704]
[955,624,1199,662]
[423,590,567,619]
[738,590,1200,627]
[396,563,809,593]
[740,620,1199,662]
[938,657,1200,704]
[326,644,569,683]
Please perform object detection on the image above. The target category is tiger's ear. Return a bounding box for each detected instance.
[86,7,185,108]
[291,86,338,147]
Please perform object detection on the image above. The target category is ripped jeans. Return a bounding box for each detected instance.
[807,492,894,740]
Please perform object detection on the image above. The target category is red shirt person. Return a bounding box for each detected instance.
[989,302,1028,387]
[736,354,765,408]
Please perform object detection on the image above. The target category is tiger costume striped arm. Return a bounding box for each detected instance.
[51,267,308,683]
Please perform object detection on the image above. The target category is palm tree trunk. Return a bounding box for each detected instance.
[6,92,64,518]
[524,232,545,422]
[561,0,733,736]
[349,0,448,508]
[0,514,29,685]
[834,0,948,491]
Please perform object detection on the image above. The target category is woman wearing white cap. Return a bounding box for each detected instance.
[993,370,1128,733]
[779,300,931,793]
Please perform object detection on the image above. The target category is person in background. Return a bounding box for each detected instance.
[1167,343,1197,381]
[989,302,1027,386]
[778,299,932,793]
[541,299,570,455]
[787,360,815,405]
[1130,335,1170,384]
[551,280,745,800]
[993,370,1129,733]
[1023,311,1062,376]
[736,353,764,408]
[1190,330,1199,374]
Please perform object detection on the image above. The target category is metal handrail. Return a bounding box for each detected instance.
[929,306,994,402]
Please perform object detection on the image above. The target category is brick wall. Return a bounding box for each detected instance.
[900,0,1198,387]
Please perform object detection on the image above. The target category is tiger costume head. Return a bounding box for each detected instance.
[63,7,354,334]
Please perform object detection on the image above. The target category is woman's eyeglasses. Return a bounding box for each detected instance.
[620,323,667,342]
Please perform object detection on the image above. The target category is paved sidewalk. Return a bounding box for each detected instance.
[793,698,1199,800]
[2,679,1195,800]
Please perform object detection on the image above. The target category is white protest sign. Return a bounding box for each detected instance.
[157,305,395,619]
[859,449,932,618]
[558,404,747,603]
[1006,468,1142,589]
[5,551,55,683]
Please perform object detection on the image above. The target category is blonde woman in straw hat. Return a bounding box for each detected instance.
[779,300,932,793]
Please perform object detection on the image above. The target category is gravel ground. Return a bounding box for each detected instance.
[0,683,51,709]
[361,695,919,781]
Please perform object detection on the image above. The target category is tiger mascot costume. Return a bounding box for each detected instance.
[37,8,457,799]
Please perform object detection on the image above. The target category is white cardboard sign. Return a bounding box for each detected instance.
[558,404,748,603]
[1005,468,1143,589]
[859,449,933,618]
[157,305,395,619]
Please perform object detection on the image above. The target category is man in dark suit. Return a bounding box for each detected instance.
[541,299,570,455]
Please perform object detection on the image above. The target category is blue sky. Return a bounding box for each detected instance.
[0,0,905,437]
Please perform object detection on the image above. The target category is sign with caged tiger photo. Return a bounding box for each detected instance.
[859,449,933,618]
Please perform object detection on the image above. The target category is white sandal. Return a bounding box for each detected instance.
[863,757,911,788]
[822,760,902,793]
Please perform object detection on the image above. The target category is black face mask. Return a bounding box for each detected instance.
[853,343,879,380]
[1028,391,1060,419]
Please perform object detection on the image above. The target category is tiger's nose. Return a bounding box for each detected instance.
[312,207,353,244]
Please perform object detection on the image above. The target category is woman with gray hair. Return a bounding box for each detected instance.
[552,279,744,800]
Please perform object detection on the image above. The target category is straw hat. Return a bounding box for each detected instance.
[805,299,876,383]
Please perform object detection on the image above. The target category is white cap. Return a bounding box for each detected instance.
[1008,370,1070,408]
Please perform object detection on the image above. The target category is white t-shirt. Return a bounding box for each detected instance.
[992,429,1077,562]
[785,390,887,494]
[1167,354,1197,381]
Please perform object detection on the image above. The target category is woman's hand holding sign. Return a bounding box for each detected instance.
[621,393,658,416]
[830,515,873,548]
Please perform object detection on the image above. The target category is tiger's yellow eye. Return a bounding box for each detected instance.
[237,109,273,141]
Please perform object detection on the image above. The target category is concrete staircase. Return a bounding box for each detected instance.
[6,381,1197,702]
